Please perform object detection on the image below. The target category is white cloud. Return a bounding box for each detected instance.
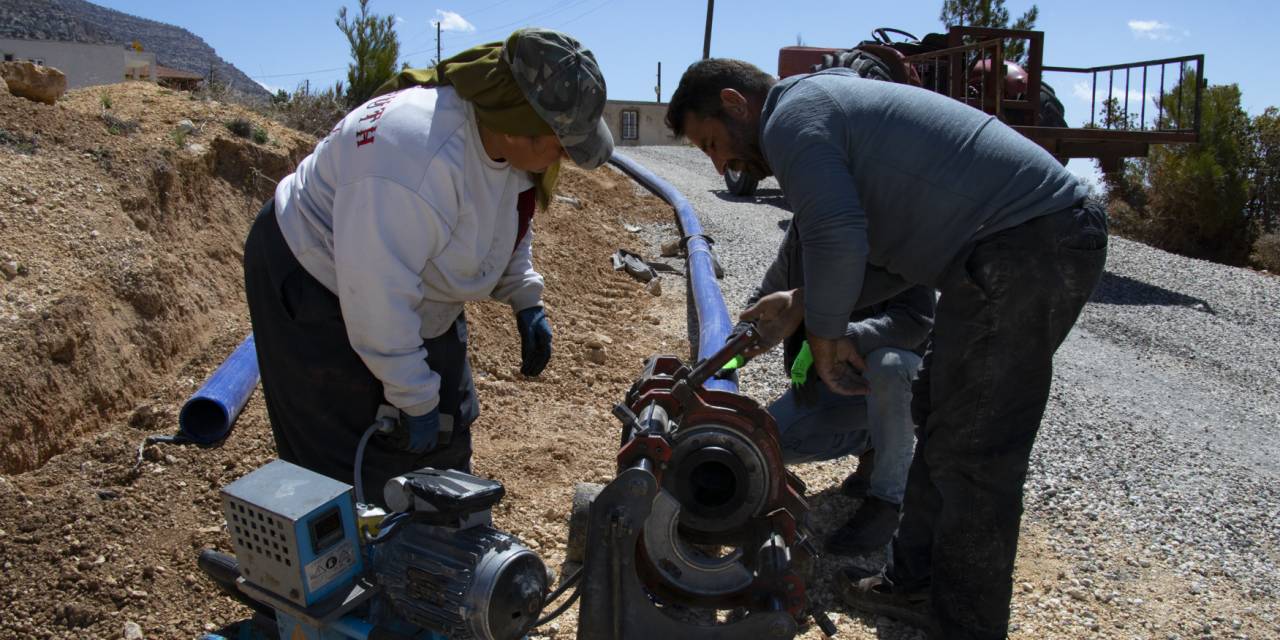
[431,9,475,33]
[1128,19,1181,41]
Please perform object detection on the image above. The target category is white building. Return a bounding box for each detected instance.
[0,38,157,89]
[603,100,682,147]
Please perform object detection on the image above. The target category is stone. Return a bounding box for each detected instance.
[646,278,662,296]
[176,119,196,134]
[0,61,68,105]
[586,346,607,365]
[553,194,581,209]
[1,261,17,280]
[123,621,144,639]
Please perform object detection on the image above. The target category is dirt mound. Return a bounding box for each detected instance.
[0,81,312,474]
[0,80,685,638]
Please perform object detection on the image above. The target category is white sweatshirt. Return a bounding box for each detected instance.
[274,86,544,416]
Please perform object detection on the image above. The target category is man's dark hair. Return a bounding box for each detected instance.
[665,59,776,136]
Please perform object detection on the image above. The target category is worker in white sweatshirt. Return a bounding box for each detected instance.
[242,28,613,499]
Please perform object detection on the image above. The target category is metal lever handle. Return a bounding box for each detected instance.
[685,322,758,388]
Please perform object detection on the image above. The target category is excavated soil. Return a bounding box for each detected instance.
[0,82,689,639]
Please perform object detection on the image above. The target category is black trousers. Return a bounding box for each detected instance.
[891,203,1108,639]
[242,201,478,500]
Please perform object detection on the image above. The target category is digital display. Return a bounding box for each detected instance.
[309,507,344,556]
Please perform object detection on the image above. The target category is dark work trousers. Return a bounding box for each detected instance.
[889,202,1108,639]
[242,201,478,501]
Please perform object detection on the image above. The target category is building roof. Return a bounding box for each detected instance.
[154,65,203,80]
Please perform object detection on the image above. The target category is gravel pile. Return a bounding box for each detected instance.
[620,146,1280,639]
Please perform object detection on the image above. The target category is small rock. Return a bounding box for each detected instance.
[123,620,144,639]
[623,223,641,233]
[89,229,99,239]
[646,278,662,296]
[646,315,660,325]
[553,194,581,209]
[176,119,196,134]
[586,346,607,365]
[186,143,206,155]
[1,261,18,280]
[660,239,683,257]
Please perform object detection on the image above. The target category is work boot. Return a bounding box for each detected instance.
[837,569,938,636]
[825,496,901,556]
[839,449,876,498]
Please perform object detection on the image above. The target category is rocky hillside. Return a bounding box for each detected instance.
[0,0,268,99]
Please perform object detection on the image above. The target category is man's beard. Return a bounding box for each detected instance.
[725,117,772,180]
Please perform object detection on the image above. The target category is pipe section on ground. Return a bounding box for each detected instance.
[608,152,737,393]
[179,334,260,446]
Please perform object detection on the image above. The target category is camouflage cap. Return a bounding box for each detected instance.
[504,28,613,169]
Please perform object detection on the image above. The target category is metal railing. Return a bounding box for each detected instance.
[903,38,1017,120]
[1044,54,1204,134]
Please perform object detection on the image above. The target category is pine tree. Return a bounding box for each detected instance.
[336,0,400,108]
[938,0,1039,62]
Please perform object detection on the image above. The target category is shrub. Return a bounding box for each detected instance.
[0,128,38,154]
[226,118,253,138]
[100,112,140,136]
[171,128,187,148]
[263,81,348,138]
[1251,233,1280,272]
[252,126,269,144]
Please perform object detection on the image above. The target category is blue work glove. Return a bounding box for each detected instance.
[515,306,553,376]
[390,408,440,454]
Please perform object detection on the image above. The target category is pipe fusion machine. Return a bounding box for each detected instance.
[200,326,834,639]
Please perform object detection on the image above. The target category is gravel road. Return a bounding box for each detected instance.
[619,145,1280,639]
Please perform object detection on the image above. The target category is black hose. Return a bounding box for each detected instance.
[533,585,582,627]
[532,566,583,627]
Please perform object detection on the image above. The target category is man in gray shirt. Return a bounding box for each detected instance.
[742,222,935,553]
[667,60,1107,639]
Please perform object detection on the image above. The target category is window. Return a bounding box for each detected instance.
[3,54,13,62]
[620,110,639,141]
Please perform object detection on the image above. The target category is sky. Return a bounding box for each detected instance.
[92,0,1280,183]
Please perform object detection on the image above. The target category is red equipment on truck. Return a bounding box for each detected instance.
[724,25,1205,196]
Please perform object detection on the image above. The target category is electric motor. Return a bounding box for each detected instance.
[369,468,548,640]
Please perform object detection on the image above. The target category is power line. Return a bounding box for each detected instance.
[251,65,345,80]
[553,0,618,29]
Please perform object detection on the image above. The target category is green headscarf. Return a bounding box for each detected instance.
[376,34,560,210]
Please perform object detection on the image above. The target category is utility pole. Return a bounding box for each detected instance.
[655,62,661,103]
[436,21,442,66]
[702,0,714,59]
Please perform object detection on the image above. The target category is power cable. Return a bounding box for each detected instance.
[552,0,618,29]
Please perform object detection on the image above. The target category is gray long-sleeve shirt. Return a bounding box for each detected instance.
[760,68,1087,338]
[746,223,935,361]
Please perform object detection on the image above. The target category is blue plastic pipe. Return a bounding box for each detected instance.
[179,334,260,446]
[608,152,737,393]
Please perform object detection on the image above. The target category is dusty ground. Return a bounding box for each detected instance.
[2,83,1273,640]
[0,82,688,639]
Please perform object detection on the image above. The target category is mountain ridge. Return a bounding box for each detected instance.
[0,0,269,98]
